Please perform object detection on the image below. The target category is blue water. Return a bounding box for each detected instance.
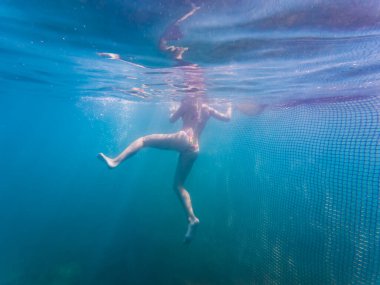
[1,0,379,284]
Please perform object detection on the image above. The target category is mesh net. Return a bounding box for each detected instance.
[215,95,380,284]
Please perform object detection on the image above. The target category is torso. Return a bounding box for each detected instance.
[181,103,210,149]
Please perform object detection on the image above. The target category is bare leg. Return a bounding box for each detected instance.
[173,150,200,243]
[98,132,188,168]
[98,137,145,168]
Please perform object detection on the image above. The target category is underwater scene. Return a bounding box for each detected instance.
[0,0,379,284]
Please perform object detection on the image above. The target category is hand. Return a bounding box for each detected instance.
[190,3,201,12]
[170,102,179,114]
[97,52,121,60]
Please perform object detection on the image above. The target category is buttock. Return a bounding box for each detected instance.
[178,130,199,153]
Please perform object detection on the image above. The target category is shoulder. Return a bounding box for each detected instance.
[202,103,211,113]
[201,104,213,119]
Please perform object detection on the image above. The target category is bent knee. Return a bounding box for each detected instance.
[173,184,184,192]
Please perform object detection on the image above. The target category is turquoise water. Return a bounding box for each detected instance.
[1,0,379,284]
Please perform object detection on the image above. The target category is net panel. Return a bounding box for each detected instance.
[217,95,380,284]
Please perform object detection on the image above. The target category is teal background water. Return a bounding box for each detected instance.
[1,0,379,284]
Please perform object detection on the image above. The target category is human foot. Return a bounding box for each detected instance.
[97,153,118,169]
[184,217,200,244]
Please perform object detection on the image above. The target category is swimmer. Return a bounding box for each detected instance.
[98,2,223,244]
[98,96,232,243]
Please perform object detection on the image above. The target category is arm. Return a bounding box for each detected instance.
[208,103,232,122]
[169,104,183,123]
